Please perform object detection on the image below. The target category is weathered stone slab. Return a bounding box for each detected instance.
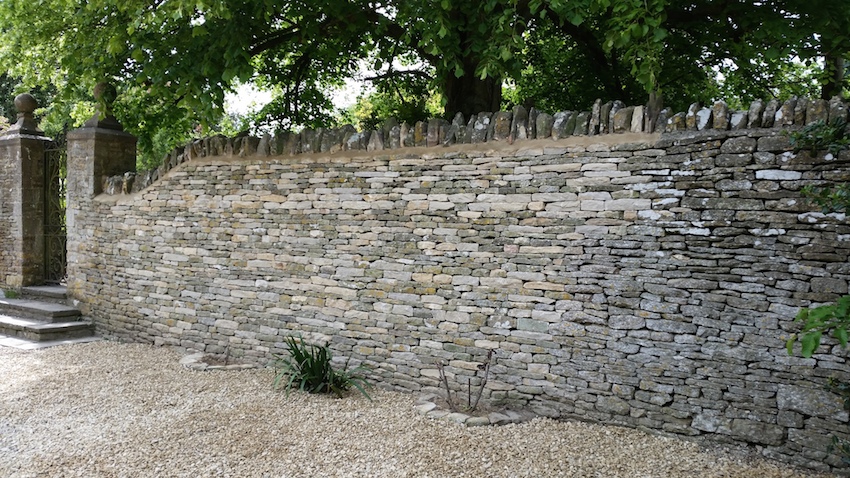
[666,112,686,131]
[492,111,512,141]
[695,107,712,130]
[511,105,528,141]
[807,99,828,124]
[612,107,634,133]
[762,98,779,127]
[599,101,613,134]
[686,103,700,130]
[829,96,848,123]
[471,113,491,143]
[729,110,748,130]
[776,96,797,126]
[414,121,427,147]
[630,106,645,133]
[366,129,384,151]
[551,112,574,140]
[793,97,808,125]
[589,99,602,135]
[536,113,554,139]
[747,99,765,128]
[712,101,729,129]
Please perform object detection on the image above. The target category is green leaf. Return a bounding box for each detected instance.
[765,47,780,60]
[836,327,849,348]
[630,23,643,38]
[106,36,124,55]
[801,331,822,358]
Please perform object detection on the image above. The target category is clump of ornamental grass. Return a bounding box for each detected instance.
[272,335,372,400]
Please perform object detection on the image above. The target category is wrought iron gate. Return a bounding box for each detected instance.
[43,134,67,284]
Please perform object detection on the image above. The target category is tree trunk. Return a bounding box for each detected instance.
[442,73,502,119]
[822,52,846,99]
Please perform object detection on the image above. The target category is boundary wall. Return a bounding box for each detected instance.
[66,101,850,472]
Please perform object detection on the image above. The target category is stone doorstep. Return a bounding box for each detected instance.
[0,298,81,322]
[0,314,95,342]
[21,285,69,302]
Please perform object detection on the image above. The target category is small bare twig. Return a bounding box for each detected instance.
[437,361,458,412]
[470,349,493,411]
[436,350,495,413]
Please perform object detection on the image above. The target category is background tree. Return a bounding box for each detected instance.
[0,0,846,167]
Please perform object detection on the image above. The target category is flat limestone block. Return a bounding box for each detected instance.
[0,298,80,320]
[0,333,100,350]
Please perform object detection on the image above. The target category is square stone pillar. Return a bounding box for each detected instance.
[0,132,50,288]
[0,94,51,289]
[65,89,136,299]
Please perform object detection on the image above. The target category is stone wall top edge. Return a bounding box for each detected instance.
[0,131,52,143]
[113,94,848,195]
[67,127,138,141]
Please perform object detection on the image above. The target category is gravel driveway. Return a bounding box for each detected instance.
[0,342,838,477]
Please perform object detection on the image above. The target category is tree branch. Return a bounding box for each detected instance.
[363,70,433,82]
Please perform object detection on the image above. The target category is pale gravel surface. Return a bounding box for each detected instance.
[0,342,838,478]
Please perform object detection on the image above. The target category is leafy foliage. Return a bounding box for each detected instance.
[792,118,850,257]
[342,73,442,132]
[786,296,850,357]
[786,132,850,463]
[788,172,850,358]
[272,336,371,400]
[802,183,850,215]
[789,118,850,156]
[825,378,850,465]
[0,0,847,168]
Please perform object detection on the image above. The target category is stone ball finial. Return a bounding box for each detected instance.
[83,82,124,131]
[14,93,37,115]
[4,93,42,135]
[93,82,118,107]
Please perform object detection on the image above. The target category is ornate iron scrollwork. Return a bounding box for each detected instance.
[43,134,66,284]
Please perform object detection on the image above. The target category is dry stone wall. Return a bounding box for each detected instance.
[68,101,850,472]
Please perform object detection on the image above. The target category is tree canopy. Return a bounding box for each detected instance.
[0,0,847,165]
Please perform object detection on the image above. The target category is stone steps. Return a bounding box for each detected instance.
[0,298,81,322]
[21,285,72,303]
[0,315,95,341]
[0,286,98,349]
